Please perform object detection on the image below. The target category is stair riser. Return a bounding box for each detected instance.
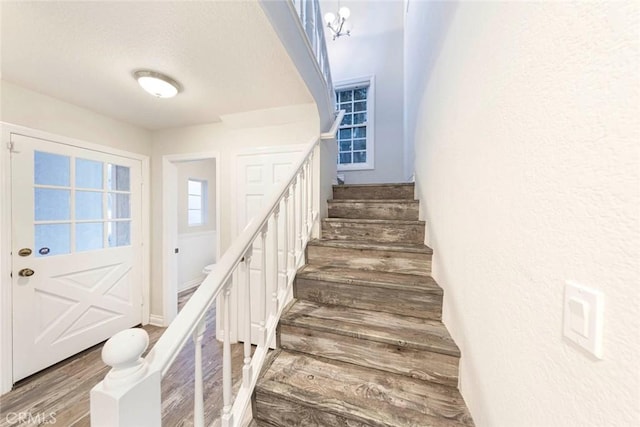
[306,245,431,276]
[322,221,425,244]
[254,391,370,427]
[280,325,459,387]
[294,277,442,320]
[328,201,419,220]
[333,185,414,200]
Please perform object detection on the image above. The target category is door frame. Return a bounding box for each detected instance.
[161,152,221,326]
[0,122,151,394]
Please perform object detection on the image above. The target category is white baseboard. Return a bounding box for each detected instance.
[149,314,165,327]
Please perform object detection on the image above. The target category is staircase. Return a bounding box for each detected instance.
[252,183,474,426]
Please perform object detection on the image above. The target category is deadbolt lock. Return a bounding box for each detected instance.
[18,268,35,277]
[18,248,32,257]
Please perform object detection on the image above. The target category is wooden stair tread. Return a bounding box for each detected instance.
[282,300,460,357]
[333,183,415,188]
[297,264,442,294]
[256,350,474,426]
[323,217,425,225]
[308,239,433,254]
[329,198,419,203]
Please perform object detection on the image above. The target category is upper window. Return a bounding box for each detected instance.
[187,179,207,226]
[335,77,375,171]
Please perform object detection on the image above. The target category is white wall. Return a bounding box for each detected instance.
[175,159,217,291]
[150,103,319,315]
[322,0,405,184]
[405,2,639,426]
[0,81,152,155]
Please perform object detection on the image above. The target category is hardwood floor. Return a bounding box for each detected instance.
[0,286,247,426]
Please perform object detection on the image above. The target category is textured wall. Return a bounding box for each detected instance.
[406,1,639,426]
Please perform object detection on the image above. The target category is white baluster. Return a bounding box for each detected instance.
[272,204,280,316]
[90,329,161,427]
[290,180,297,272]
[242,248,253,388]
[296,172,303,266]
[193,318,206,427]
[301,165,307,243]
[221,283,233,427]
[283,191,290,293]
[307,157,313,235]
[259,226,268,347]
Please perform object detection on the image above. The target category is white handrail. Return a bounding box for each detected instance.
[90,110,343,427]
[146,131,318,375]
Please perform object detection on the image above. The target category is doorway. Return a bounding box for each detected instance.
[162,153,220,325]
[9,133,144,382]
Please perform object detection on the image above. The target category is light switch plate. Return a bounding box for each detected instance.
[564,281,604,359]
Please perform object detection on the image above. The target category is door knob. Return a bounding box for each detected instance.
[18,268,35,277]
[18,248,32,257]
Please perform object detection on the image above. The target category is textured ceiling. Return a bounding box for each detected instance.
[1,1,313,130]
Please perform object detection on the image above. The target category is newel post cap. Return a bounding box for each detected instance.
[101,328,150,390]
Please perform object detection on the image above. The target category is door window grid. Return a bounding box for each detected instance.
[188,179,206,226]
[33,151,132,256]
[336,86,368,165]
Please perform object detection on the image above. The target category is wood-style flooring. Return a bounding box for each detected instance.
[0,286,247,427]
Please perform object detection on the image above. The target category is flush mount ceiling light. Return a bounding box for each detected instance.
[324,5,351,40]
[133,70,181,98]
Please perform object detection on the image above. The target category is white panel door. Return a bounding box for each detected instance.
[10,134,143,381]
[236,149,301,345]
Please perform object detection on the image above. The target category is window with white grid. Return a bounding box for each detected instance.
[187,179,207,226]
[335,77,374,170]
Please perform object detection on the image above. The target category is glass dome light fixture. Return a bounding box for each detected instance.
[133,70,181,98]
[324,6,351,40]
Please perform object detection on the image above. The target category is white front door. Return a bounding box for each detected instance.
[235,148,301,345]
[10,134,143,381]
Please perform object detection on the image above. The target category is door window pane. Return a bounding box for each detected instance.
[107,164,130,191]
[76,191,103,220]
[76,222,103,252]
[108,193,130,219]
[35,188,70,221]
[76,158,103,189]
[35,224,70,257]
[108,221,130,247]
[35,151,70,187]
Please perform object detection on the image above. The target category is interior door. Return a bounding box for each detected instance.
[10,133,143,381]
[235,148,301,345]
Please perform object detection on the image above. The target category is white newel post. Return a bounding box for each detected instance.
[90,328,161,427]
